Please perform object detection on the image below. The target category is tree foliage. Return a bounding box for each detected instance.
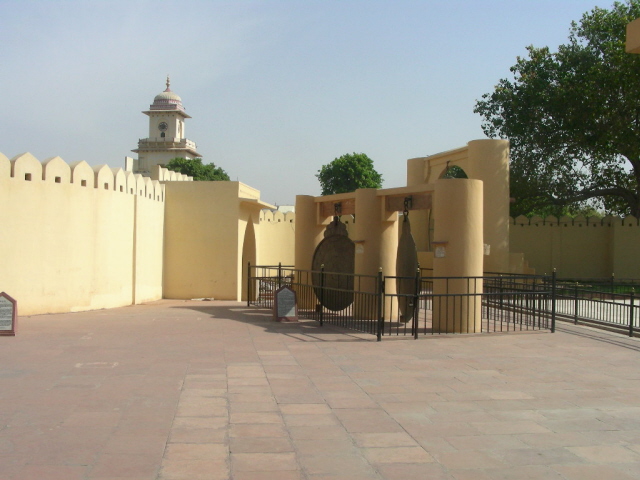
[165,157,230,181]
[442,165,468,179]
[474,0,640,217]
[316,153,383,195]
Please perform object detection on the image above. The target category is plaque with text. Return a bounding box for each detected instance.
[274,286,298,322]
[0,292,17,336]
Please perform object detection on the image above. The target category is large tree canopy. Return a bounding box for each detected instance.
[474,0,640,217]
[316,153,383,196]
[165,157,230,181]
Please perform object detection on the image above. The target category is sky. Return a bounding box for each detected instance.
[1,0,607,207]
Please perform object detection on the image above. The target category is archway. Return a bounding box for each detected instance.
[440,165,468,179]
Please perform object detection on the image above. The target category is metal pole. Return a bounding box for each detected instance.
[574,282,579,325]
[413,267,420,339]
[278,262,282,289]
[319,264,325,327]
[376,269,383,341]
[247,261,251,307]
[629,288,635,338]
[551,269,557,333]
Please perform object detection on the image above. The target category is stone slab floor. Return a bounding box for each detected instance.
[1,300,640,479]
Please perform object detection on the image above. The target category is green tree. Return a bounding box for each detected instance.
[474,0,640,217]
[316,153,383,195]
[442,165,468,179]
[165,157,230,181]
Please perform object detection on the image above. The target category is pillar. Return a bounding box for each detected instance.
[294,195,325,309]
[352,188,398,319]
[432,179,483,333]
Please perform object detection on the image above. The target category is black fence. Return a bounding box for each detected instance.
[248,264,560,340]
[247,264,382,336]
[383,274,554,338]
[551,279,639,335]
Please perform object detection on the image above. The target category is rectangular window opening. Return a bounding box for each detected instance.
[120,186,124,192]
[55,176,61,183]
[24,173,32,181]
[104,183,109,190]
[81,180,87,187]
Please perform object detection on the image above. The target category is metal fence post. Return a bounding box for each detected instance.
[247,261,251,307]
[574,282,579,325]
[376,269,384,341]
[551,269,557,333]
[319,264,325,327]
[629,288,635,338]
[611,272,615,294]
[413,267,420,339]
[278,262,282,289]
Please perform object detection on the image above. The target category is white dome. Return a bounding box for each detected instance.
[149,77,184,111]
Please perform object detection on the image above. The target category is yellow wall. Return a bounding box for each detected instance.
[162,181,284,300]
[510,215,640,279]
[0,152,165,315]
[1,149,293,313]
[258,210,296,266]
[406,139,511,273]
[163,181,242,300]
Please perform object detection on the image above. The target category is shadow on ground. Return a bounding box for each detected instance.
[170,302,376,343]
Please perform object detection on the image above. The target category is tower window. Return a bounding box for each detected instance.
[25,173,32,181]
[161,132,165,138]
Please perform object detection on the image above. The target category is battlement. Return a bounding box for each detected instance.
[511,215,639,227]
[150,164,194,182]
[0,152,169,202]
[260,209,295,224]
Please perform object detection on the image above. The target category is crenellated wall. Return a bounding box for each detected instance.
[258,210,296,266]
[510,215,640,278]
[0,150,295,314]
[0,152,183,315]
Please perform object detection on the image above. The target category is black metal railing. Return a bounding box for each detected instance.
[551,281,638,335]
[248,265,639,339]
[247,263,383,338]
[382,273,554,337]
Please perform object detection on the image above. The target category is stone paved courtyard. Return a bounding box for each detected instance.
[1,299,640,479]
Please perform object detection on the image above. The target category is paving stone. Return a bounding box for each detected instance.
[2,300,640,479]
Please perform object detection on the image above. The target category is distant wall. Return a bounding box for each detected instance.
[258,210,296,266]
[0,152,168,315]
[163,181,242,300]
[510,215,640,279]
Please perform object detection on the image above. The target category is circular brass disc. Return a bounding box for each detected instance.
[312,225,355,311]
[396,217,419,323]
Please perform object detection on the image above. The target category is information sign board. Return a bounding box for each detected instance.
[274,286,298,322]
[0,292,17,336]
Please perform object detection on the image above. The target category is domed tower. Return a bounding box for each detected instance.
[130,77,202,175]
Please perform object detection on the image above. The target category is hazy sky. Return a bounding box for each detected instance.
[1,0,605,206]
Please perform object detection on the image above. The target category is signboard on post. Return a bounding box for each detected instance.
[274,286,298,322]
[0,292,17,336]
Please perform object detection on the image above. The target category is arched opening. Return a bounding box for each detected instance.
[241,218,257,302]
[440,165,468,179]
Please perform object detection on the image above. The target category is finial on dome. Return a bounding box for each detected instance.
[166,75,171,91]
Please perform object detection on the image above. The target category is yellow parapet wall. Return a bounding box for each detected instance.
[510,215,640,278]
[0,150,295,315]
[0,152,167,315]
